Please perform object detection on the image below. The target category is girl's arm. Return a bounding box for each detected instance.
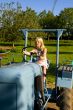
[23,50,30,55]
[23,49,37,56]
[30,49,37,54]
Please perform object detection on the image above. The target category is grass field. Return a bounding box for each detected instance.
[0,40,73,83]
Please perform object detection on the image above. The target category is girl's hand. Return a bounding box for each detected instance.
[23,50,30,56]
[23,50,26,54]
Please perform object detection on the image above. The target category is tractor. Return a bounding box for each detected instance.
[20,29,73,110]
[0,29,73,110]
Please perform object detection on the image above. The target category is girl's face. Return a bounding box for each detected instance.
[36,40,41,48]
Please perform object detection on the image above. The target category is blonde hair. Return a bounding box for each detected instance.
[35,37,46,51]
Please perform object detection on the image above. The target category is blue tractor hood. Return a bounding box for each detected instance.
[0,62,42,110]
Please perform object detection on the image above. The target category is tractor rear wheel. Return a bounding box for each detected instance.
[59,88,72,110]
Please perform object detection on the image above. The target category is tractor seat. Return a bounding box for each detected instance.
[63,65,73,72]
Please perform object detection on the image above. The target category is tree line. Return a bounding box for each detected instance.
[0,2,73,41]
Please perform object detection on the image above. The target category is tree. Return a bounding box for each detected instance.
[21,7,44,45]
[0,2,23,41]
[38,10,56,40]
[58,8,73,39]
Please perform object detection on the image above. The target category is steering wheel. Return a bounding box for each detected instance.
[22,46,37,62]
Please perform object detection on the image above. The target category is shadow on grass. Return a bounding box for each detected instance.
[47,63,56,76]
[48,51,73,54]
[45,43,73,47]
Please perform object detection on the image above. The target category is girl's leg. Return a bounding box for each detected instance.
[37,60,47,82]
[42,66,46,81]
[42,66,47,93]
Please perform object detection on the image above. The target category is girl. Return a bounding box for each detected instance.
[23,37,48,83]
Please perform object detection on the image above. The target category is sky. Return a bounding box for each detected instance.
[0,0,73,15]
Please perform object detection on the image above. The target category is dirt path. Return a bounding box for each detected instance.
[0,46,13,50]
[46,82,59,110]
[46,102,59,110]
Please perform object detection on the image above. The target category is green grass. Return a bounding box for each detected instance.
[46,40,73,82]
[0,40,73,83]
